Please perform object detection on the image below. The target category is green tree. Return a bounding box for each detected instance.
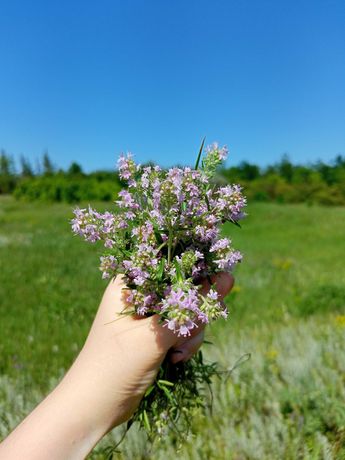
[0,150,15,175]
[277,154,294,183]
[20,155,34,177]
[67,162,83,176]
[42,151,55,176]
[237,161,260,181]
[0,150,16,193]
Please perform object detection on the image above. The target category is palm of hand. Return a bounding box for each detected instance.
[81,273,233,426]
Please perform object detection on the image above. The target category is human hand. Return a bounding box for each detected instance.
[78,272,234,428]
[0,272,233,460]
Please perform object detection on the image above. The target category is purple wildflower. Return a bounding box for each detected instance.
[210,238,231,252]
[207,289,219,300]
[161,288,200,336]
[99,255,117,279]
[117,152,137,182]
[72,142,246,336]
[214,250,243,271]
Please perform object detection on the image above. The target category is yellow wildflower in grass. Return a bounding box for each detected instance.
[335,315,345,327]
[272,258,293,270]
[265,348,278,360]
[231,285,242,294]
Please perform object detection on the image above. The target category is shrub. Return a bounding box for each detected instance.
[13,176,121,203]
[297,285,345,316]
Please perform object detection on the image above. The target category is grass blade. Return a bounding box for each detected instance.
[194,136,206,170]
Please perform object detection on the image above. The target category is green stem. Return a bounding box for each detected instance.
[167,228,173,265]
[157,241,167,253]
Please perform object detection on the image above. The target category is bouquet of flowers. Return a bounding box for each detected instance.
[71,141,246,439]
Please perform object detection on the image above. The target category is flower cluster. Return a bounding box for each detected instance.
[71,142,246,440]
[71,143,246,337]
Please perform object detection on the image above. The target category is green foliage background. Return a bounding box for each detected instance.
[1,150,345,205]
[0,196,344,459]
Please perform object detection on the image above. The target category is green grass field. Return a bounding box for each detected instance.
[0,196,344,459]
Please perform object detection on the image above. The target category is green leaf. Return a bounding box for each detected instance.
[143,410,151,432]
[230,218,242,228]
[194,136,205,170]
[154,229,163,244]
[144,385,155,397]
[173,258,184,282]
[158,379,174,387]
[157,258,166,280]
[205,193,211,211]
[159,384,175,403]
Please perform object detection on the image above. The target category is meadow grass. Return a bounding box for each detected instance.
[0,196,344,459]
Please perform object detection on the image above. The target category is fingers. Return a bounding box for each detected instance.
[100,273,234,363]
[200,272,234,299]
[170,273,234,363]
[170,329,205,364]
[104,272,234,317]
[146,314,178,351]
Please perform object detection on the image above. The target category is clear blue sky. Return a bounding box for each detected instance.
[1,0,344,171]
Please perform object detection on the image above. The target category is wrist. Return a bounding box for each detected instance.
[0,351,122,460]
[54,349,124,446]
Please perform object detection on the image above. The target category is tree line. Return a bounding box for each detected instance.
[220,154,345,206]
[0,150,121,202]
[1,150,345,205]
